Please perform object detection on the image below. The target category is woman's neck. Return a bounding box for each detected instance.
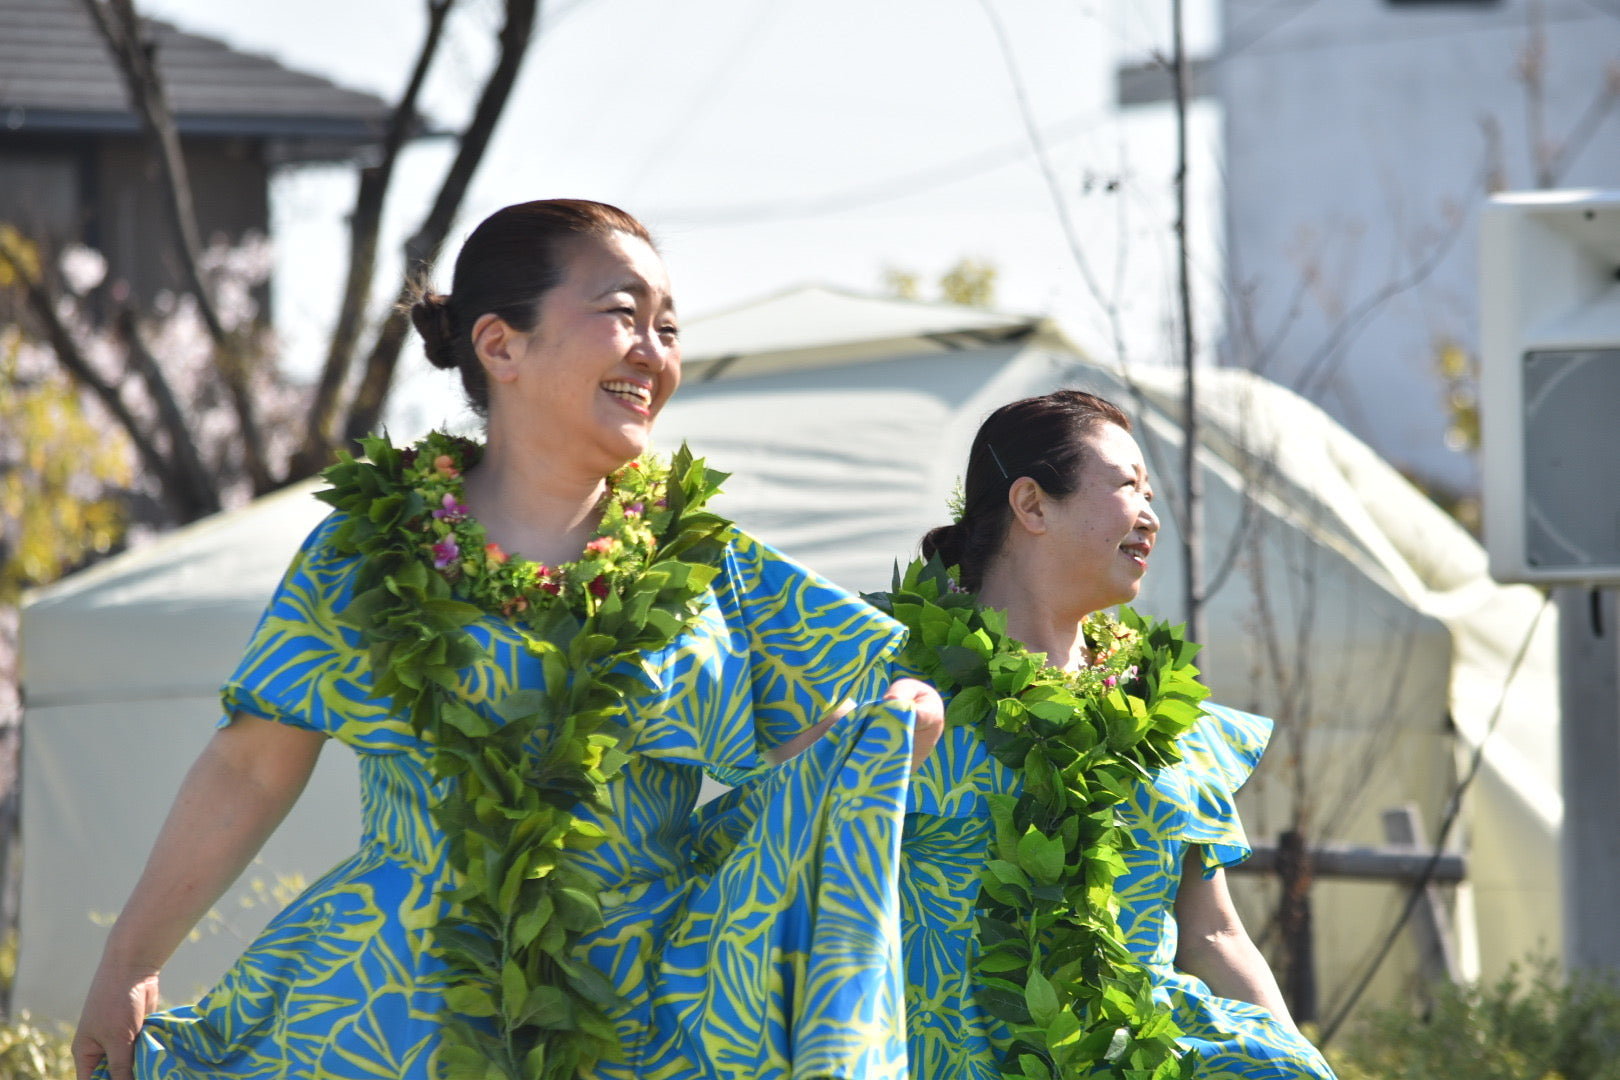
[459,435,611,568]
[977,556,1096,672]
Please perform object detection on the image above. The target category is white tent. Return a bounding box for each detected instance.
[18,286,1558,1028]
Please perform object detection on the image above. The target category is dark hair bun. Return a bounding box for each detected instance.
[921,521,966,571]
[409,291,460,371]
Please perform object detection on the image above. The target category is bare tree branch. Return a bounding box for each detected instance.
[1542,60,1620,186]
[344,0,541,446]
[115,305,221,517]
[80,0,273,493]
[1518,0,1556,189]
[0,236,198,519]
[1283,190,1471,405]
[1317,596,1554,1045]
[295,0,457,476]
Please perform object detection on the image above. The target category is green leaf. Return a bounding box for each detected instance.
[443,982,498,1019]
[1017,1053,1053,1080]
[1025,967,1060,1028]
[870,564,1199,1075]
[1016,828,1067,887]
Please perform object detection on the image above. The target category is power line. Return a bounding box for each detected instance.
[643,105,1115,228]
[1317,592,1555,1046]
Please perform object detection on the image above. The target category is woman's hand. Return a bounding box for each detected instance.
[884,677,945,766]
[761,679,944,768]
[69,713,327,1079]
[72,965,160,1080]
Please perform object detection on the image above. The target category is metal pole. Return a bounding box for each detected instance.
[1171,0,1204,642]
[1558,585,1620,974]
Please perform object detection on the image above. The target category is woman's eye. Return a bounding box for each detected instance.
[659,324,680,340]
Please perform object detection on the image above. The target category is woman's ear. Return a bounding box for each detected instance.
[471,313,523,385]
[1005,476,1048,536]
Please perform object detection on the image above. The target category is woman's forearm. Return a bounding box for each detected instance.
[98,714,327,970]
[75,715,328,1080]
[1177,923,1297,1029]
[1173,852,1298,1030]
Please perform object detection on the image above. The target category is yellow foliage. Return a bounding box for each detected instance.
[883,257,998,309]
[0,224,42,289]
[882,267,922,301]
[939,257,997,309]
[0,330,134,602]
[0,1009,73,1080]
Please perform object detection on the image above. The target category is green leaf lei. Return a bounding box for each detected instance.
[317,431,732,1080]
[866,557,1211,1080]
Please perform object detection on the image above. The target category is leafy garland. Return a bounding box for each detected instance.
[317,431,732,1080]
[866,557,1210,1080]
[403,432,666,618]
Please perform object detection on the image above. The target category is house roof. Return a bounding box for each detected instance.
[0,0,401,153]
[678,284,1047,379]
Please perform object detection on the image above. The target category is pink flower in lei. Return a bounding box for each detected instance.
[404,430,668,619]
[434,493,469,522]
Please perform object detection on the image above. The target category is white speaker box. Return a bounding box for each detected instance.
[1480,190,1620,585]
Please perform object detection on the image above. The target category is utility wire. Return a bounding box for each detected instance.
[1317,592,1555,1046]
[647,105,1114,228]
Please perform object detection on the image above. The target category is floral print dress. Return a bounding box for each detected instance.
[900,702,1337,1079]
[110,517,918,1080]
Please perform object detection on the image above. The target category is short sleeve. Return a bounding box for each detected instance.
[219,513,415,750]
[1178,702,1272,875]
[716,529,908,746]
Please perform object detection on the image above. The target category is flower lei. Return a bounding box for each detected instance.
[318,431,732,1080]
[866,557,1209,1080]
[403,431,665,619]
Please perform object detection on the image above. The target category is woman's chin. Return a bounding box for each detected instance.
[599,426,652,468]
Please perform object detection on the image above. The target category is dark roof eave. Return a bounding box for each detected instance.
[0,106,439,142]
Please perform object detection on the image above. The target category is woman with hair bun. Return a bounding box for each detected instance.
[73,198,943,1080]
[877,390,1335,1078]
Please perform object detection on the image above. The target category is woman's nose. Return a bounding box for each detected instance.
[629,330,673,372]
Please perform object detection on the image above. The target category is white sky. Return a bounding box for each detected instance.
[137,0,1223,436]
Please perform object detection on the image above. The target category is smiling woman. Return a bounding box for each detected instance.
[70,199,945,1080]
[892,390,1338,1079]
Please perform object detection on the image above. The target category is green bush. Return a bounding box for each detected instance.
[0,1013,72,1080]
[1328,958,1620,1080]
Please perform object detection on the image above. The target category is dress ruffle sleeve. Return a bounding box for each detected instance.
[219,514,418,752]
[1177,702,1272,875]
[694,528,908,786]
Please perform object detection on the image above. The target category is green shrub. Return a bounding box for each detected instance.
[1327,958,1620,1080]
[0,1013,72,1080]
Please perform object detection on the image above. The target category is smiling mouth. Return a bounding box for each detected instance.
[1121,542,1151,566]
[602,379,652,409]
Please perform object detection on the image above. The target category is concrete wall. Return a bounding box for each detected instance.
[1218,0,1620,495]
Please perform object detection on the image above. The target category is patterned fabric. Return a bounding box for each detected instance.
[116,515,917,1080]
[900,702,1337,1079]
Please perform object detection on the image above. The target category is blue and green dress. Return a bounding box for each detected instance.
[901,702,1337,1079]
[119,515,917,1080]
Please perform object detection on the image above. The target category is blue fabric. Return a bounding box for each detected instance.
[899,699,1337,1079]
[115,515,917,1080]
